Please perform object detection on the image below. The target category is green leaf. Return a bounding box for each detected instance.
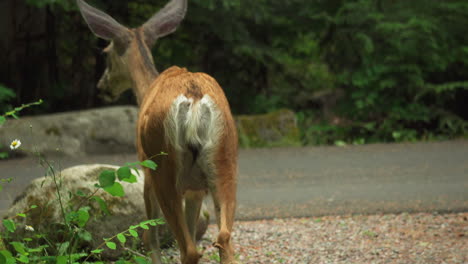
[124,161,140,167]
[128,229,138,238]
[91,196,111,215]
[133,167,141,177]
[105,241,117,250]
[76,209,90,228]
[3,219,16,233]
[17,213,26,218]
[334,140,347,147]
[117,233,126,244]
[0,250,15,264]
[144,218,165,226]
[103,182,125,197]
[141,219,163,226]
[392,131,402,140]
[65,211,78,225]
[134,256,151,264]
[10,242,27,255]
[121,174,137,183]
[91,249,104,254]
[17,254,29,263]
[0,116,6,125]
[140,160,157,170]
[56,256,68,264]
[78,230,93,242]
[117,167,132,181]
[26,245,46,253]
[0,152,8,159]
[57,242,69,256]
[139,223,149,230]
[99,170,116,188]
[116,260,133,264]
[76,190,87,197]
[30,205,37,209]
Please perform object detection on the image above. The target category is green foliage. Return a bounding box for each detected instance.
[0,100,44,125]
[25,0,76,11]
[317,0,468,143]
[2,220,16,233]
[0,84,16,113]
[12,0,468,144]
[139,160,157,170]
[98,170,116,188]
[152,0,336,114]
[94,159,157,197]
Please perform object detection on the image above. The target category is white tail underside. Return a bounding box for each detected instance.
[165,94,222,152]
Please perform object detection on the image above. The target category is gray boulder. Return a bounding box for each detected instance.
[2,164,209,260]
[0,106,139,156]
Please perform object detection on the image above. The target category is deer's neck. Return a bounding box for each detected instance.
[129,31,159,106]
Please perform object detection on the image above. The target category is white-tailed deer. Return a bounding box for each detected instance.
[77,1,239,263]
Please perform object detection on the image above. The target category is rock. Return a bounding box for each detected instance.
[0,106,139,156]
[1,164,210,260]
[235,109,301,148]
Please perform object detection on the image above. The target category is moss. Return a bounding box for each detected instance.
[235,109,301,148]
[45,126,61,136]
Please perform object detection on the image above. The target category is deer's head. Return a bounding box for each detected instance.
[77,0,187,102]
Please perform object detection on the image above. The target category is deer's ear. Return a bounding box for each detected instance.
[142,0,187,46]
[77,0,129,41]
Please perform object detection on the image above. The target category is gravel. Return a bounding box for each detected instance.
[160,212,468,264]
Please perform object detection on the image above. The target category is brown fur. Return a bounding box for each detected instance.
[77,0,239,263]
[137,67,238,264]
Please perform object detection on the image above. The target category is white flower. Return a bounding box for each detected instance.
[25,225,34,232]
[10,139,21,150]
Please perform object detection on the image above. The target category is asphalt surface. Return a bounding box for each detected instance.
[1,140,467,220]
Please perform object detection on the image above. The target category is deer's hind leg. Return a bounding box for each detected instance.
[184,189,206,243]
[199,147,239,264]
[152,159,201,264]
[210,168,238,264]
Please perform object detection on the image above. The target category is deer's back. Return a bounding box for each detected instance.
[137,66,236,161]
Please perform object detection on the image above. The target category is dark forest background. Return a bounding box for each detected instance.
[1,0,467,145]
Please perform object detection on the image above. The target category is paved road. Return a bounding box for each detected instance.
[1,140,467,220]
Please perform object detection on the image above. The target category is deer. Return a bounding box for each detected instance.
[76,0,239,263]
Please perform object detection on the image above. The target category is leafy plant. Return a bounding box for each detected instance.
[0,99,44,126]
[0,101,165,263]
[1,159,162,264]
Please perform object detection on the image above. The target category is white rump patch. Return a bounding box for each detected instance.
[164,94,223,190]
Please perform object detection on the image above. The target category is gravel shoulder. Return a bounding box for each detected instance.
[160,212,468,264]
